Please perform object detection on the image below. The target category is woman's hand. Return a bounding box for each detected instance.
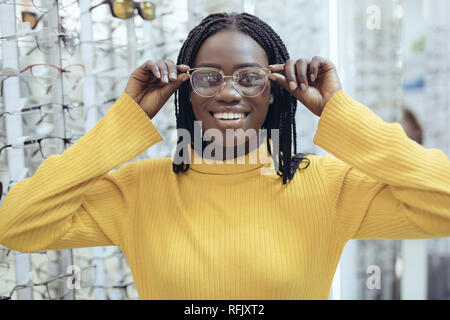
[268,56,342,117]
[124,59,190,119]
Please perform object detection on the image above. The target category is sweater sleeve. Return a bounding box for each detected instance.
[0,93,163,253]
[313,90,450,241]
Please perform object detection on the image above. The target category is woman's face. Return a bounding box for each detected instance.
[190,30,271,147]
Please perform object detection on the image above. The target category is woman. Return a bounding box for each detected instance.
[0,12,449,300]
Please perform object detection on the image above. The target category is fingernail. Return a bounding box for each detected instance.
[301,83,307,92]
[156,72,161,78]
[310,74,316,82]
[171,73,177,80]
[289,81,297,90]
[164,75,168,82]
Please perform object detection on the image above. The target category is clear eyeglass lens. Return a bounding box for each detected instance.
[235,68,267,95]
[21,104,53,126]
[36,29,59,54]
[40,138,65,158]
[66,103,84,120]
[192,68,267,97]
[64,65,85,86]
[62,32,80,55]
[30,65,60,87]
[192,69,223,97]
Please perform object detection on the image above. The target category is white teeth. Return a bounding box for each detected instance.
[213,112,246,120]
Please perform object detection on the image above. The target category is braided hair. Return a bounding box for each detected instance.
[173,12,311,185]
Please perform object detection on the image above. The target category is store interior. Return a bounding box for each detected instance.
[0,0,449,300]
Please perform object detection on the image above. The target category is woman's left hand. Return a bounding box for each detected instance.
[268,56,342,117]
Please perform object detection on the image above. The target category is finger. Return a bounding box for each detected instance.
[158,72,189,102]
[157,60,169,84]
[267,64,285,74]
[268,72,291,92]
[133,60,157,79]
[176,64,190,82]
[284,59,297,91]
[295,59,309,92]
[177,64,190,72]
[144,60,160,79]
[176,65,190,82]
[309,56,323,83]
[165,59,178,82]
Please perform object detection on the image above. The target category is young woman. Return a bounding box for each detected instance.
[0,12,449,300]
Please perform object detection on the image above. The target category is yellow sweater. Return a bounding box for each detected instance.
[0,91,449,300]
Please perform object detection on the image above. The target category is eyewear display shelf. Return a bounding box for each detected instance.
[0,1,75,300]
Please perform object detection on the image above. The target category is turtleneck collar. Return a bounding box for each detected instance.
[187,140,275,175]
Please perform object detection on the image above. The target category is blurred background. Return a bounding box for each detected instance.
[0,0,449,300]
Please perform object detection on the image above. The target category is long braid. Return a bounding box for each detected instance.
[173,12,310,184]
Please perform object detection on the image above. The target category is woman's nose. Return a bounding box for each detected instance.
[214,78,242,102]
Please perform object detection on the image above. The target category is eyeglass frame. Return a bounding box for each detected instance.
[0,63,85,96]
[0,64,66,96]
[186,66,272,98]
[0,135,79,160]
[89,0,156,21]
[1,264,94,300]
[25,27,81,56]
[0,102,84,124]
[0,0,78,12]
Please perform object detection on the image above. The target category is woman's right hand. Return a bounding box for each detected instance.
[124,59,190,119]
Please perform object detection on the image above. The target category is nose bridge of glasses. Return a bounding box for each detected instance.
[220,75,239,89]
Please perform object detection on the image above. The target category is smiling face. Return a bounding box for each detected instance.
[190,30,272,147]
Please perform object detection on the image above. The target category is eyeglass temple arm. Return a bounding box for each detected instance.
[89,0,109,12]
[33,11,48,28]
[21,64,67,73]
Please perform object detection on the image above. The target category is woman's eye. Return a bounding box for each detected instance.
[238,73,260,85]
[200,73,220,84]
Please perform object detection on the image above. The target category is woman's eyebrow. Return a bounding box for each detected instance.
[196,62,263,69]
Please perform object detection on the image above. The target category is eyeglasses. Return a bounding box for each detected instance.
[0,64,85,95]
[30,28,80,56]
[0,102,84,126]
[91,272,138,300]
[0,264,95,300]
[187,67,272,98]
[89,0,156,21]
[0,135,80,161]
[0,27,81,56]
[0,0,78,12]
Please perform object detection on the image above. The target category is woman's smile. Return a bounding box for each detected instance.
[208,107,251,130]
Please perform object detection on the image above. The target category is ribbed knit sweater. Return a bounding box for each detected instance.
[0,90,449,300]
